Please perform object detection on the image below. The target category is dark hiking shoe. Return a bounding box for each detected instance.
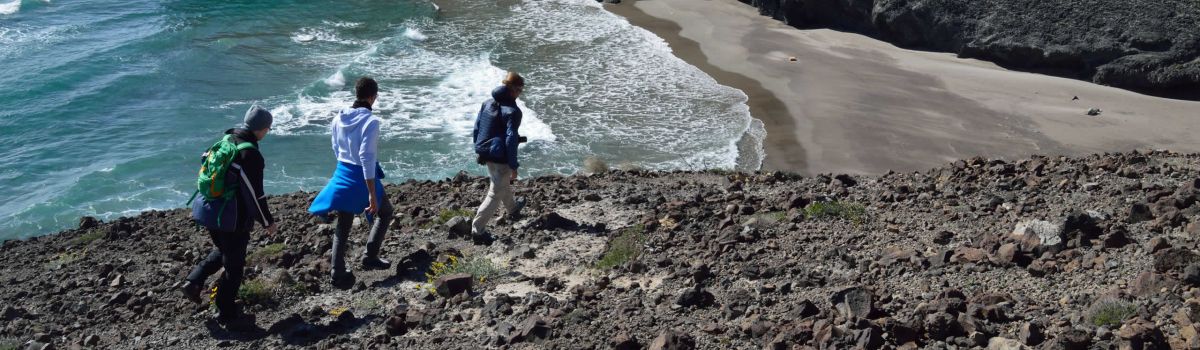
[360,257,392,270]
[331,269,355,287]
[471,231,496,246]
[218,314,259,332]
[180,281,202,304]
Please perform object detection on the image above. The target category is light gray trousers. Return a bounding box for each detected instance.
[472,162,516,234]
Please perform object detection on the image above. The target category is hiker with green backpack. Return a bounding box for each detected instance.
[182,105,277,332]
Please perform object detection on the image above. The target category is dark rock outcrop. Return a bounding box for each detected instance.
[737,0,1200,96]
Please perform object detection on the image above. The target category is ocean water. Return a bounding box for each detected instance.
[0,0,764,240]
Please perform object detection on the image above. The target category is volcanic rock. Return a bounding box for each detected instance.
[648,330,694,350]
[434,273,473,297]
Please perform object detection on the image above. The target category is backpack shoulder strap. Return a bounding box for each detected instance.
[235,141,257,151]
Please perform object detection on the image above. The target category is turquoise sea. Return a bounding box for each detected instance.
[0,0,764,240]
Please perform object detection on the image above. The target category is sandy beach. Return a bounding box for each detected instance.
[607,0,1200,175]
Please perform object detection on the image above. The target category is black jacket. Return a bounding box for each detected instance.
[225,128,275,230]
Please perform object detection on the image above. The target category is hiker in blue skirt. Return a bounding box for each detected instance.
[309,77,393,286]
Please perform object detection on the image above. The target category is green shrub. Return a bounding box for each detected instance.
[583,156,609,174]
[804,201,866,223]
[352,295,382,312]
[237,278,274,305]
[1089,299,1137,327]
[45,250,86,269]
[247,243,286,263]
[422,255,506,296]
[72,231,104,246]
[424,208,474,229]
[0,340,17,350]
[595,224,646,270]
[755,211,788,225]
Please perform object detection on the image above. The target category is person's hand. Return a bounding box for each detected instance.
[366,195,379,215]
[510,168,519,183]
[265,222,278,236]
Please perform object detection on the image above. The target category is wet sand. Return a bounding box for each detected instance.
[606,0,1200,175]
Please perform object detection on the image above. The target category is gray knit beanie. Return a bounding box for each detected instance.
[244,105,273,131]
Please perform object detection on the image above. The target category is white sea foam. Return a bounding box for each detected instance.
[291,27,360,45]
[323,20,362,28]
[0,25,73,60]
[403,28,427,42]
[0,0,20,15]
[324,69,346,88]
[275,0,755,175]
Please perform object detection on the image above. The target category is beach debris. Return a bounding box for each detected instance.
[1087,108,1102,116]
[788,56,798,62]
[1072,96,1080,101]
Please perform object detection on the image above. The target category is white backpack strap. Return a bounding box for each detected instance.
[231,163,270,226]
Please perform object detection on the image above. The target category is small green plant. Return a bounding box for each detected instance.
[803,201,866,224]
[421,255,506,296]
[423,208,475,229]
[285,280,309,296]
[595,224,646,270]
[45,249,86,269]
[247,243,286,263]
[583,156,609,174]
[753,211,788,225]
[352,295,382,312]
[236,278,275,306]
[1089,299,1137,327]
[72,231,105,246]
[0,339,18,350]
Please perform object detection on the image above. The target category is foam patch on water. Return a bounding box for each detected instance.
[323,20,362,28]
[291,27,361,45]
[0,24,74,60]
[404,28,427,41]
[0,0,20,15]
[489,0,756,170]
[273,53,556,146]
[324,69,346,88]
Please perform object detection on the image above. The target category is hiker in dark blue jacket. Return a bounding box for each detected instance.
[471,72,527,242]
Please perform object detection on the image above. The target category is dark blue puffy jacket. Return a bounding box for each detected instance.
[473,86,522,169]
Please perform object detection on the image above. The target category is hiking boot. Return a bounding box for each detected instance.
[360,257,392,270]
[471,230,496,246]
[507,197,527,220]
[217,313,259,332]
[180,280,202,304]
[331,269,355,287]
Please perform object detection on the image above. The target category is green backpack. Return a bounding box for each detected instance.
[186,135,257,206]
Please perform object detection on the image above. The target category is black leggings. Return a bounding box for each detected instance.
[186,229,250,320]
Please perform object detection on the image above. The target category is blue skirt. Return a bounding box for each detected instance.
[308,162,386,216]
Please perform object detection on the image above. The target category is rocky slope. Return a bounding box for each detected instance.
[737,0,1200,97]
[3,151,1200,349]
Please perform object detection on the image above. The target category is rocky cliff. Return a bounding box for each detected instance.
[739,0,1200,97]
[3,151,1200,349]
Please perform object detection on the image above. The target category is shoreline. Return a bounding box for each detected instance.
[604,0,1200,176]
[604,3,809,174]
